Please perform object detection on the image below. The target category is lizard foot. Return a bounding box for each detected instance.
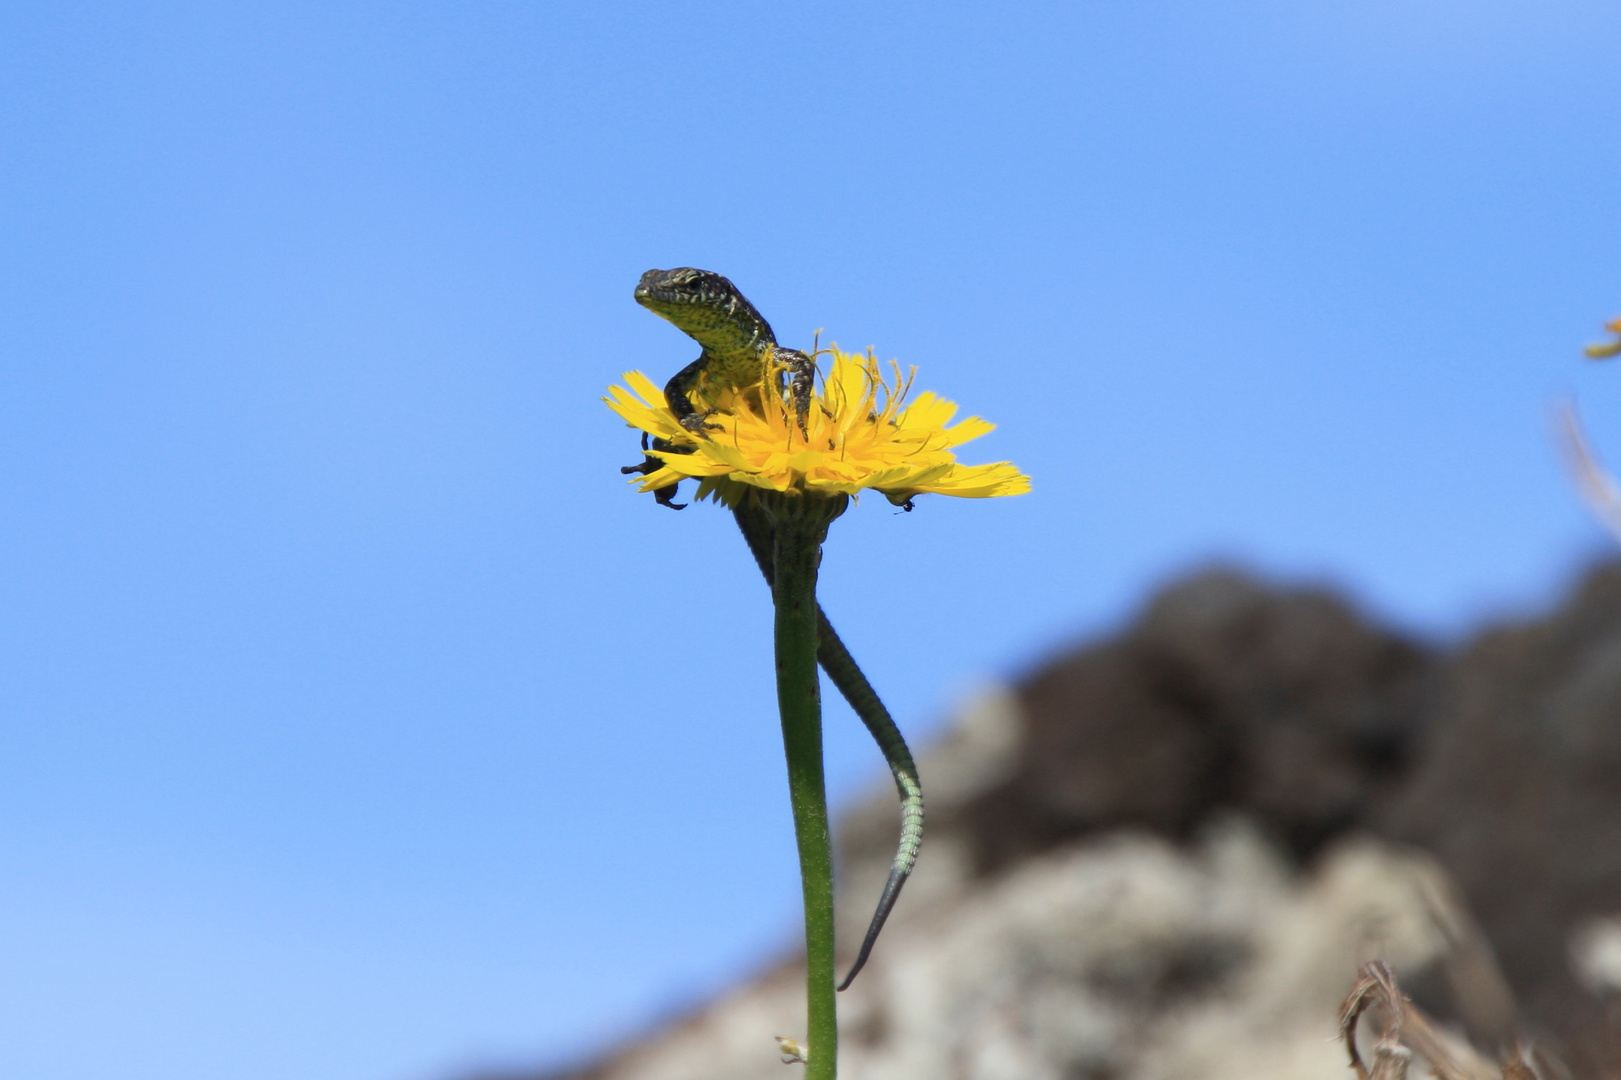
[678,409,724,434]
[773,347,815,437]
[621,435,689,509]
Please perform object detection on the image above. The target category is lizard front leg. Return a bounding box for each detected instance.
[664,354,725,434]
[619,353,725,509]
[773,347,815,437]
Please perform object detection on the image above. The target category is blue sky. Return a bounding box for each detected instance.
[3,3,1620,1078]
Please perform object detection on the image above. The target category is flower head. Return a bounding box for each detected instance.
[606,345,1029,507]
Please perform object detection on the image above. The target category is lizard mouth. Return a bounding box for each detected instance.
[634,284,686,307]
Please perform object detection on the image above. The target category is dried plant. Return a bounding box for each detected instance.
[1341,962,1539,1080]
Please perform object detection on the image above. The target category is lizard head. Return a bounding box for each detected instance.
[634,267,739,317]
[634,268,775,352]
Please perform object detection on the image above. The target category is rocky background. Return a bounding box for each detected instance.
[483,563,1621,1080]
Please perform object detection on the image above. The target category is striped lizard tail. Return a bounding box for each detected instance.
[732,504,925,991]
[818,625,924,991]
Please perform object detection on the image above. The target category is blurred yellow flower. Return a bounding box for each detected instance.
[1585,316,1621,359]
[605,345,1029,507]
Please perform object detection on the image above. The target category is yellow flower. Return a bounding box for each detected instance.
[605,345,1029,507]
[1586,317,1621,359]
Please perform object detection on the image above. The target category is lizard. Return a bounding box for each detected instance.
[621,267,924,990]
[621,267,815,508]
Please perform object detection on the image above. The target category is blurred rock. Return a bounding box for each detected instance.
[538,825,1447,1080]
[505,563,1621,1080]
[1385,562,1621,1069]
[969,568,1436,870]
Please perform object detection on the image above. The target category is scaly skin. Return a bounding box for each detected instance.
[627,268,924,989]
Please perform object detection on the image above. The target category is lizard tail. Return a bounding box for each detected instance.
[817,626,923,991]
[838,869,906,992]
[731,502,926,992]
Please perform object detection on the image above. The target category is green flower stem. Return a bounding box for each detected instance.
[732,502,924,990]
[759,492,845,1079]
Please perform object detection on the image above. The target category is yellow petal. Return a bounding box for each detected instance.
[605,345,1026,504]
